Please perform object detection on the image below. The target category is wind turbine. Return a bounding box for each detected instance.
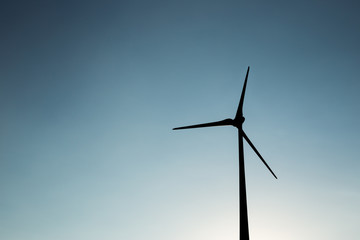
[173,67,277,240]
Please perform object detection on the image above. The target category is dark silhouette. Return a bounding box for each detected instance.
[173,67,277,240]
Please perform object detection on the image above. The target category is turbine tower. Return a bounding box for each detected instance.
[173,67,277,240]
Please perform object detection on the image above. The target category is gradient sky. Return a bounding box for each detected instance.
[1,1,359,240]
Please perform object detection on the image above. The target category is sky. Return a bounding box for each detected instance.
[1,0,359,240]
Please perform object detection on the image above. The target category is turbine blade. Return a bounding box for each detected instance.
[235,66,250,120]
[173,119,233,130]
[242,131,278,179]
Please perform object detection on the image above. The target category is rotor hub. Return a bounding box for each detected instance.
[232,116,245,128]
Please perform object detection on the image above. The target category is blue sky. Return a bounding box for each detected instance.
[1,1,359,240]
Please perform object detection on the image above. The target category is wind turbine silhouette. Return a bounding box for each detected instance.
[173,67,277,240]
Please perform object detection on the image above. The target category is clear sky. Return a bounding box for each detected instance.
[1,1,359,240]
